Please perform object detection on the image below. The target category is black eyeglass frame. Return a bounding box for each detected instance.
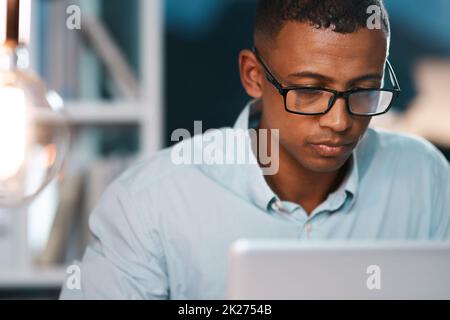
[252,47,401,117]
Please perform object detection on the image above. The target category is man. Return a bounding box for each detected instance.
[61,0,450,299]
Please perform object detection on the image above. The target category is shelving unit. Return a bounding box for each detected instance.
[0,0,164,292]
[0,266,66,289]
[64,102,146,125]
[60,0,164,156]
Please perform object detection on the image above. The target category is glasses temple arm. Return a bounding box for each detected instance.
[386,59,401,91]
[252,46,285,93]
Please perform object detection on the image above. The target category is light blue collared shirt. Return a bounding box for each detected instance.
[61,100,450,300]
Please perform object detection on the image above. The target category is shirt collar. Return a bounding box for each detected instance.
[233,100,278,210]
[199,99,360,213]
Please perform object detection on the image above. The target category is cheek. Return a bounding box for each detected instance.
[262,100,313,151]
[261,89,315,143]
[261,85,284,117]
[351,118,372,138]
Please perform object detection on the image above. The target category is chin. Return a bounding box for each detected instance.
[299,155,350,173]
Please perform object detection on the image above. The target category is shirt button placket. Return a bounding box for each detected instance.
[272,200,283,212]
[304,222,313,238]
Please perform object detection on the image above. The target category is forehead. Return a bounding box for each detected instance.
[268,22,388,79]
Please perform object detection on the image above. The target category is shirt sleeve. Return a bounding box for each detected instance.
[59,182,169,300]
[429,150,450,240]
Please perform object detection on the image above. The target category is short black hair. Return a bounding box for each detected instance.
[255,0,390,43]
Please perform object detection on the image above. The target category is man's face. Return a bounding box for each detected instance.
[256,22,388,173]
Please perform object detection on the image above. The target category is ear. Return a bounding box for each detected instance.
[239,49,263,99]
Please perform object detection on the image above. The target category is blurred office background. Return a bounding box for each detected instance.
[0,0,448,299]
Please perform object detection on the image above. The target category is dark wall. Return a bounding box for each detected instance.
[165,1,257,146]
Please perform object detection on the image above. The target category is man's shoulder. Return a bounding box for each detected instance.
[113,140,202,194]
[362,127,448,169]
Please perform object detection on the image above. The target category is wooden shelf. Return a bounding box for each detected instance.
[64,101,147,125]
[0,266,66,289]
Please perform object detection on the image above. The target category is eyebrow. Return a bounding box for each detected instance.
[287,71,384,85]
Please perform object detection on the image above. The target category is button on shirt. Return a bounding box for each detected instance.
[60,100,450,300]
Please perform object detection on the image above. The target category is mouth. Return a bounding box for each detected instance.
[309,141,355,158]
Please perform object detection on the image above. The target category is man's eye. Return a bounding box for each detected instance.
[353,84,382,90]
[302,89,322,95]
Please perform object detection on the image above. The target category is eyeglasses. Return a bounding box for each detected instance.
[252,47,401,117]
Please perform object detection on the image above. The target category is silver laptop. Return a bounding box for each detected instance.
[227,240,450,300]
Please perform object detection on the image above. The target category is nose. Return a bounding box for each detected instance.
[318,96,352,133]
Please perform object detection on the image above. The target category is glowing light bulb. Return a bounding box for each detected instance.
[0,86,27,180]
[0,0,70,207]
[0,53,70,207]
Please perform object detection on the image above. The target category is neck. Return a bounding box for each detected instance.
[265,144,349,215]
[254,123,349,215]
